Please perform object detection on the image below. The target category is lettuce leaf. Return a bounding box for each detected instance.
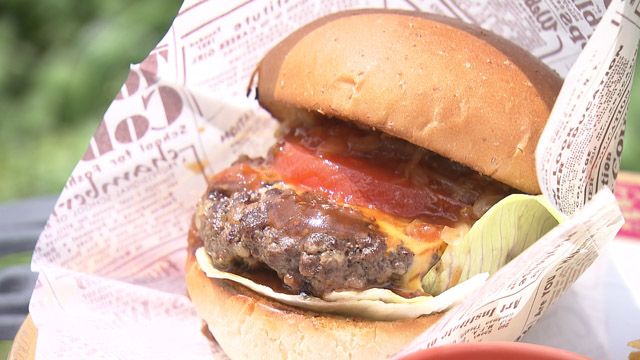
[195,247,487,321]
[422,194,564,295]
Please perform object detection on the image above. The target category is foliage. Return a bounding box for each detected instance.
[0,340,11,359]
[622,64,640,173]
[0,0,181,201]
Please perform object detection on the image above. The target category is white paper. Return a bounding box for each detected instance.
[395,189,624,358]
[536,0,640,215]
[522,238,640,360]
[28,0,637,358]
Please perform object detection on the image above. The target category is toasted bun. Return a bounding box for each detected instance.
[186,253,442,360]
[257,10,563,194]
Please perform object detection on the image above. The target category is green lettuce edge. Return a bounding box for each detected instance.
[422,194,564,295]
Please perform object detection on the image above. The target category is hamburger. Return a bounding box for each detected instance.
[186,9,562,359]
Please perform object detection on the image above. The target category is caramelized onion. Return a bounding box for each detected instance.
[317,136,348,154]
[440,225,470,244]
[405,219,443,242]
[472,193,504,218]
[347,133,381,153]
[277,117,515,225]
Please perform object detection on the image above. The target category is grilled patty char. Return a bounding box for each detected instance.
[195,181,414,297]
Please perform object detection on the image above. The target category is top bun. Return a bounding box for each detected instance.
[257,10,562,194]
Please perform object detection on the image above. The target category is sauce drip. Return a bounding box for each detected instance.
[270,119,513,226]
[193,118,515,298]
[266,191,377,239]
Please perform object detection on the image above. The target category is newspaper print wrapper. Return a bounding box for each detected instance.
[28,0,637,358]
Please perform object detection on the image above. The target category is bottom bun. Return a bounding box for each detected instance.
[186,254,443,360]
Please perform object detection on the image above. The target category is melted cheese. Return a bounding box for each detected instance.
[279,181,468,294]
[357,207,468,294]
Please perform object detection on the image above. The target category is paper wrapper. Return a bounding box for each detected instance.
[28,0,639,358]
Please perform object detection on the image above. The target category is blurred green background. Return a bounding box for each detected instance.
[0,1,639,203]
[0,0,182,202]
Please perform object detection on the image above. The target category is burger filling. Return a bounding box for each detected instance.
[197,182,415,296]
[195,117,514,298]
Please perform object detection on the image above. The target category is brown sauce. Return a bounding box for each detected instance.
[269,118,514,227]
[192,118,516,298]
[236,267,298,295]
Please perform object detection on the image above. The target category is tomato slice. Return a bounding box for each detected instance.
[271,140,465,224]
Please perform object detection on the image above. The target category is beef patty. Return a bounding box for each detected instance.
[195,181,414,297]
